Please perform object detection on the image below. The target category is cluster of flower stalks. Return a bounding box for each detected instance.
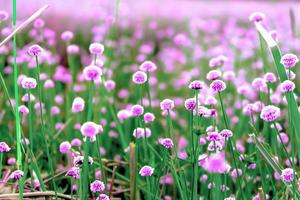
[1,7,300,200]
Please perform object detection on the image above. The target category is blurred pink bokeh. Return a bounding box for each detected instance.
[1,0,300,30]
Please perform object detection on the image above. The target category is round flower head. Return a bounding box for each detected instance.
[0,11,9,21]
[28,44,43,56]
[207,131,221,142]
[66,167,80,179]
[249,12,265,22]
[269,30,278,41]
[117,109,132,121]
[89,43,104,55]
[131,104,144,117]
[189,80,204,90]
[243,103,258,116]
[260,105,281,122]
[194,106,214,118]
[220,129,233,139]
[139,61,157,72]
[51,105,60,114]
[18,105,29,115]
[0,142,11,152]
[208,141,223,151]
[159,138,174,149]
[33,18,45,29]
[10,170,24,180]
[132,71,147,84]
[264,72,277,83]
[280,80,295,93]
[280,53,299,68]
[44,79,55,89]
[281,168,294,183]
[223,70,236,81]
[61,31,74,42]
[83,65,102,81]
[90,180,105,193]
[206,70,221,81]
[73,155,94,166]
[71,138,82,147]
[21,77,37,89]
[210,80,226,93]
[97,194,110,200]
[7,157,16,165]
[105,80,116,91]
[184,98,196,111]
[133,127,151,138]
[67,44,80,54]
[80,122,103,140]
[160,99,175,111]
[144,112,155,123]
[209,55,227,68]
[202,153,229,174]
[139,165,154,177]
[72,97,85,113]
[59,141,71,153]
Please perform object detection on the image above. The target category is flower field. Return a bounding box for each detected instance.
[0,1,300,199]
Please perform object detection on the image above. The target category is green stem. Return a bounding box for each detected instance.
[218,92,245,199]
[81,80,95,199]
[34,56,57,199]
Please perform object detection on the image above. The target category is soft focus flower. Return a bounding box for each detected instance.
[210,80,226,93]
[0,142,10,152]
[73,155,93,166]
[80,122,103,141]
[281,168,294,183]
[202,153,229,174]
[67,44,80,54]
[184,98,196,111]
[139,165,154,177]
[159,138,174,148]
[188,80,204,90]
[21,77,37,89]
[132,71,147,84]
[90,180,105,193]
[131,104,144,116]
[61,31,74,42]
[133,127,151,138]
[207,70,221,81]
[19,105,29,115]
[28,44,43,56]
[220,129,233,139]
[207,131,221,142]
[209,55,227,68]
[260,105,281,122]
[72,97,85,113]
[144,112,155,123]
[10,170,24,180]
[249,12,265,22]
[97,194,110,200]
[59,141,71,153]
[44,79,55,89]
[0,11,9,21]
[105,80,116,91]
[264,72,277,83]
[89,43,104,55]
[139,61,157,72]
[160,99,175,111]
[280,54,299,68]
[83,65,102,81]
[280,80,295,93]
[66,167,80,179]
